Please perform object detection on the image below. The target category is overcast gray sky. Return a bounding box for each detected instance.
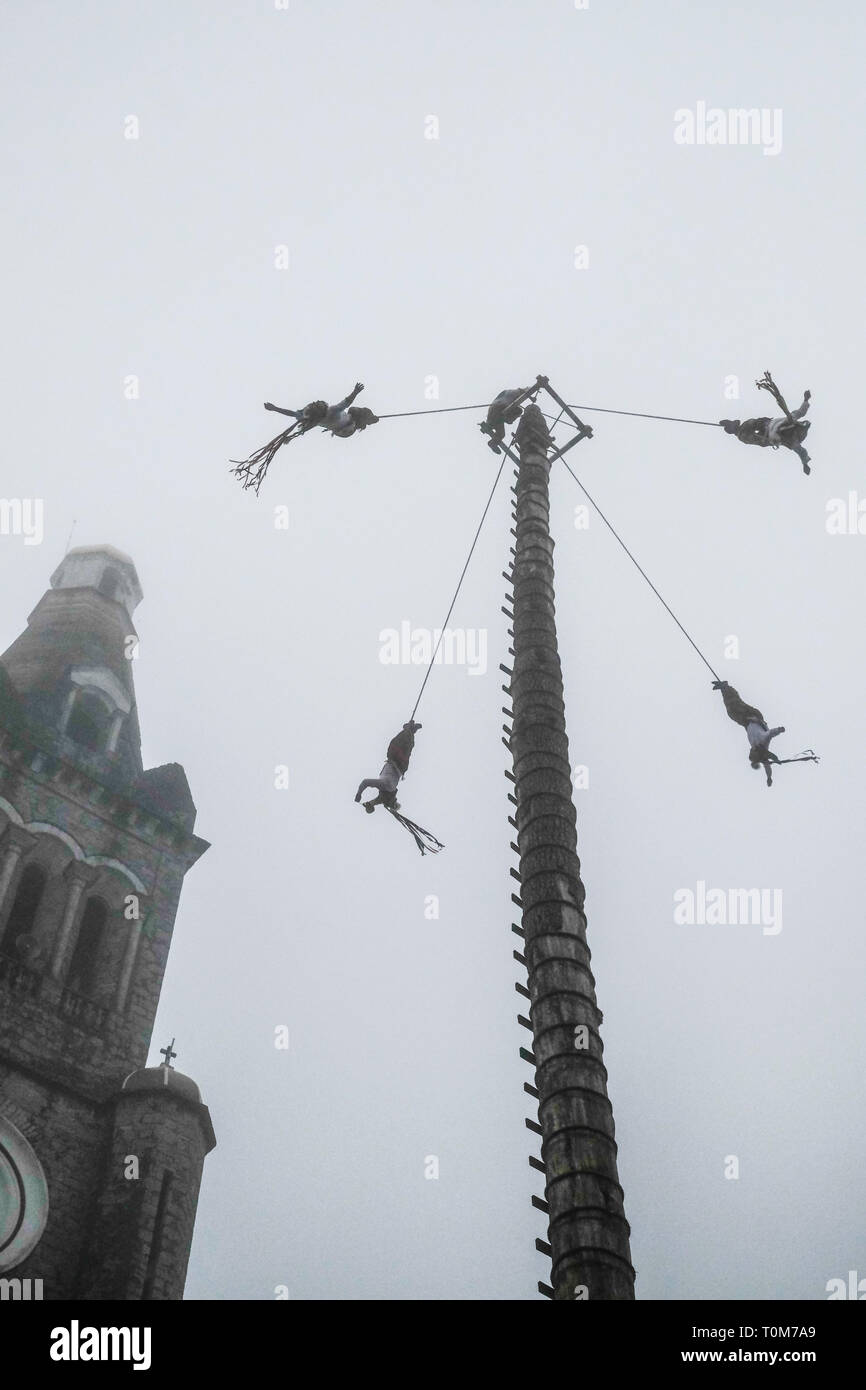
[2,0,865,1299]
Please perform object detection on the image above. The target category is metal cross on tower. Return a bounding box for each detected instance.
[493,379,635,1301]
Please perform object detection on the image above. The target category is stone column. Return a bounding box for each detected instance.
[107,711,124,753]
[511,404,634,1301]
[0,825,38,933]
[58,687,77,737]
[50,863,98,980]
[114,900,148,1013]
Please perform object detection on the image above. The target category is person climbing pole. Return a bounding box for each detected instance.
[482,388,528,453]
[231,382,379,493]
[720,372,812,475]
[354,720,443,854]
[712,680,819,787]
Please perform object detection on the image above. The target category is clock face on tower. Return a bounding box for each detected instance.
[0,1113,49,1273]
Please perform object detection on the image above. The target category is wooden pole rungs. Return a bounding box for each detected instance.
[509,395,634,1303]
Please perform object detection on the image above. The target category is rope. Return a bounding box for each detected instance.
[377,401,723,427]
[547,404,567,434]
[377,403,491,419]
[400,397,722,706]
[557,457,721,682]
[409,439,512,720]
[540,410,580,430]
[568,405,722,427]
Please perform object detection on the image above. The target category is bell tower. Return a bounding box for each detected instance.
[0,545,214,1300]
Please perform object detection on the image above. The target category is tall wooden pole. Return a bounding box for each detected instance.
[509,403,635,1300]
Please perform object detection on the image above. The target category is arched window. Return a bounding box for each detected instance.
[0,863,47,953]
[99,567,122,602]
[66,690,113,753]
[66,896,108,998]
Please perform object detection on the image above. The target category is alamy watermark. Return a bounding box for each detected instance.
[674,103,782,156]
[1,1276,43,1299]
[826,493,866,534]
[50,1321,151,1370]
[379,622,487,676]
[674,880,782,936]
[826,1270,866,1299]
[0,498,43,545]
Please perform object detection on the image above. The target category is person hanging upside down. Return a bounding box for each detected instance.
[230,382,379,493]
[720,373,812,475]
[354,721,422,812]
[264,382,379,439]
[712,680,819,786]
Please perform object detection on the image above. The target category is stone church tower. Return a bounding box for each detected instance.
[0,545,214,1299]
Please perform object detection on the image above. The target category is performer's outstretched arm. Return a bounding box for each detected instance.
[334,382,365,411]
[263,402,302,417]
